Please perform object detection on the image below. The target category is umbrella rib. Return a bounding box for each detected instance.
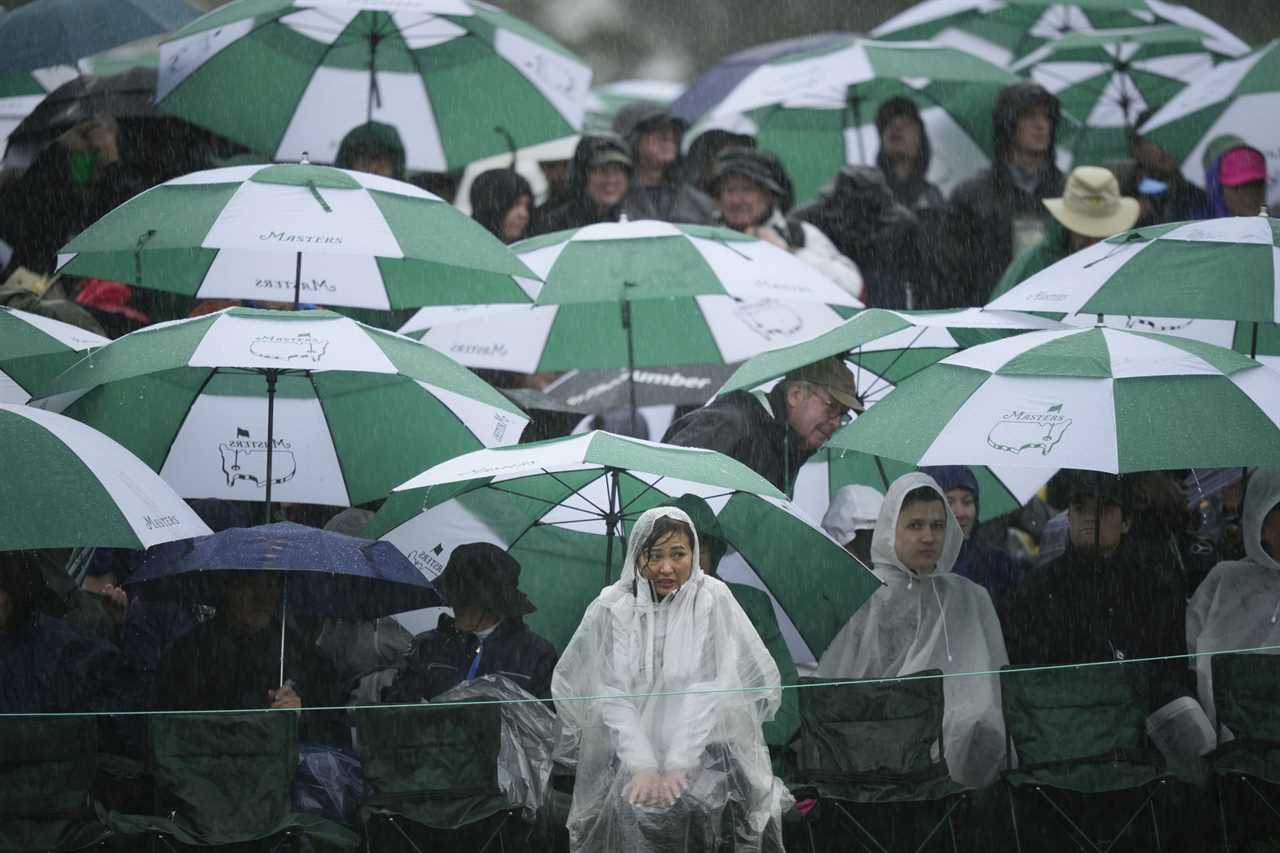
[619,490,736,519]
[539,467,612,516]
[852,326,927,399]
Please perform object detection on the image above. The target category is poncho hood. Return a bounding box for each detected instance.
[1243,467,1280,573]
[870,472,964,579]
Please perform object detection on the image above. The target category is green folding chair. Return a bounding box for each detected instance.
[1001,664,1171,852]
[1210,652,1280,851]
[0,716,110,852]
[794,671,969,853]
[109,711,358,851]
[354,703,521,853]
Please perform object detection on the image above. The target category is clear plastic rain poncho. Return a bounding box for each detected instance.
[552,507,790,852]
[815,472,1008,788]
[1187,466,1280,730]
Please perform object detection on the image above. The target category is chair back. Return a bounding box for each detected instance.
[1212,652,1280,745]
[1001,664,1150,769]
[0,716,97,819]
[355,702,509,830]
[148,711,299,841]
[797,671,960,802]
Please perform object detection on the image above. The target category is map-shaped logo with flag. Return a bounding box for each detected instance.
[987,403,1072,456]
[218,426,296,488]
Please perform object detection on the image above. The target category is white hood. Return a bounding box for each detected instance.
[870,471,964,578]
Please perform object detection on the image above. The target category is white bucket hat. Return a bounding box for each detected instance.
[1043,165,1140,239]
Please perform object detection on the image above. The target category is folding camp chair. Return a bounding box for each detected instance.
[1210,652,1280,851]
[0,715,110,852]
[1001,664,1171,852]
[109,711,359,851]
[354,702,523,853]
[794,671,969,853]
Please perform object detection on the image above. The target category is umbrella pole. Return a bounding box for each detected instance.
[293,252,302,310]
[621,288,640,435]
[848,89,866,165]
[278,581,288,687]
[604,467,623,588]
[873,454,891,490]
[263,369,279,524]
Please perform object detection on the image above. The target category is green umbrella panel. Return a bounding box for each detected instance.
[367,431,880,666]
[0,306,108,404]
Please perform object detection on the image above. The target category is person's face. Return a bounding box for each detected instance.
[895,498,947,574]
[1068,495,1130,552]
[223,572,282,633]
[880,114,923,162]
[945,488,977,539]
[1262,505,1280,559]
[715,174,773,230]
[351,153,395,178]
[586,162,629,209]
[639,530,693,598]
[1130,137,1178,177]
[637,123,678,168]
[501,195,531,243]
[1012,104,1053,156]
[786,382,852,451]
[1224,180,1266,217]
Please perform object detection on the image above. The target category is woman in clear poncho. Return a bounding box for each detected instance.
[552,506,790,851]
[815,472,1008,788]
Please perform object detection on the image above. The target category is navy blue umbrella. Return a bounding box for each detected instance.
[670,31,856,123]
[128,521,441,621]
[0,0,196,76]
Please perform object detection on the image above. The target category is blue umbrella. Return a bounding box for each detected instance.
[670,31,856,122]
[128,521,442,621]
[0,0,195,76]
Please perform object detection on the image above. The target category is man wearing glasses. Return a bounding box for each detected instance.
[663,357,862,497]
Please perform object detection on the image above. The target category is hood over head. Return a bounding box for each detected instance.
[707,146,794,212]
[567,132,632,202]
[822,484,883,545]
[335,121,406,181]
[613,101,688,149]
[1244,467,1280,573]
[874,96,932,179]
[469,168,533,242]
[1202,133,1259,218]
[620,506,702,604]
[992,81,1060,163]
[870,472,963,578]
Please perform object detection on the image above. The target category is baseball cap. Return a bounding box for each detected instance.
[1219,146,1267,187]
[787,357,862,413]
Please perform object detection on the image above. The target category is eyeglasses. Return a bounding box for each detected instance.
[810,385,859,425]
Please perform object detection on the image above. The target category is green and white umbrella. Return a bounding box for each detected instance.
[0,306,108,404]
[987,216,1280,327]
[155,0,593,172]
[1140,38,1280,207]
[1059,313,1280,370]
[366,431,880,666]
[716,307,1065,400]
[687,36,1020,201]
[792,447,1052,526]
[399,219,863,374]
[1,403,210,550]
[55,162,539,310]
[1012,25,1238,165]
[871,0,1247,69]
[0,64,77,157]
[42,308,529,513]
[828,326,1280,473]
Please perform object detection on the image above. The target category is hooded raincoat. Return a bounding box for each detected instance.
[1187,467,1280,728]
[552,507,789,851]
[531,133,631,236]
[815,473,1008,788]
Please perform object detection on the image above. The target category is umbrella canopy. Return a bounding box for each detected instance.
[792,447,1052,525]
[1058,313,1280,370]
[127,521,441,620]
[399,219,862,373]
[0,64,77,159]
[0,306,108,404]
[3,67,160,167]
[585,78,685,132]
[154,0,592,172]
[367,431,880,666]
[55,162,540,310]
[685,36,1021,201]
[827,326,1280,473]
[541,364,738,414]
[987,215,1280,325]
[871,0,1247,69]
[0,0,195,77]
[1012,25,1236,165]
[716,308,1066,400]
[1,402,211,550]
[44,307,530,508]
[1140,38,1280,208]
